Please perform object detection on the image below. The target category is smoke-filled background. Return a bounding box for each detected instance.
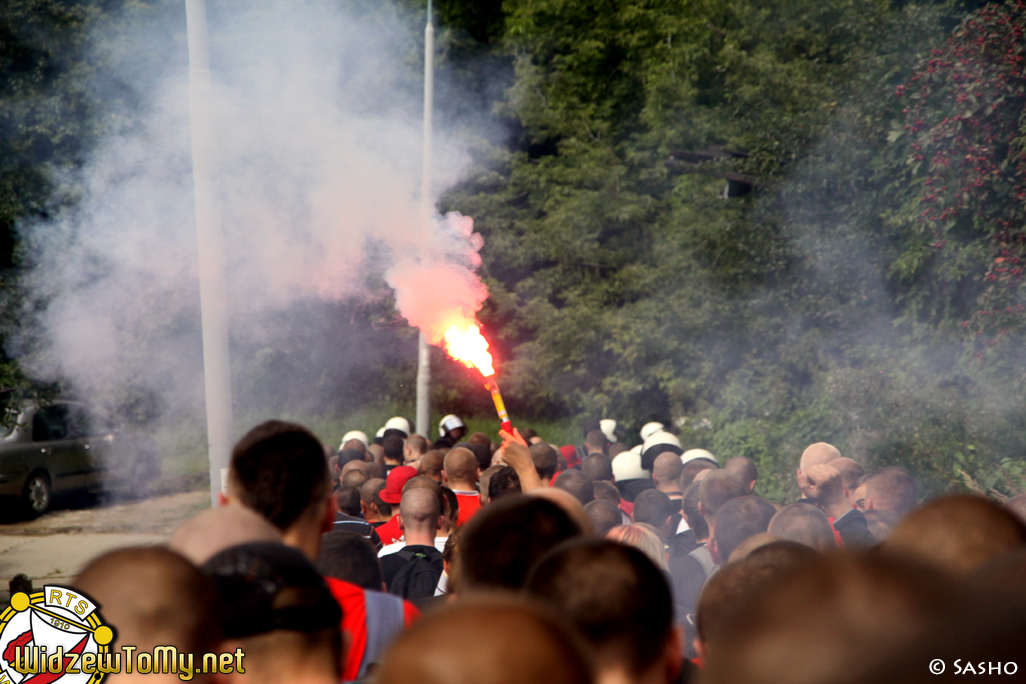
[7,0,491,438]
[3,0,1026,501]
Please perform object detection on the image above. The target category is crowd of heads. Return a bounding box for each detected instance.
[42,414,1026,684]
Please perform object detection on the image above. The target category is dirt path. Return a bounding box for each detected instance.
[0,491,210,605]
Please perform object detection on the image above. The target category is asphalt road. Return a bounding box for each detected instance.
[0,491,209,605]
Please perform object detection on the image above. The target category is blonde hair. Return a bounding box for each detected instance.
[606,523,668,571]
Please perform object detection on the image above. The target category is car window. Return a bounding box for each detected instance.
[32,405,71,442]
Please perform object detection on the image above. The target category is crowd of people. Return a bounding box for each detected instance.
[38,415,1026,682]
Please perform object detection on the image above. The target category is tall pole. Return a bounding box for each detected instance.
[415,0,434,439]
[185,0,235,506]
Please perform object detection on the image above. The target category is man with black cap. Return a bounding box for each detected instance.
[203,542,342,684]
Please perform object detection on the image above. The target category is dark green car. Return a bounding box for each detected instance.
[0,401,160,516]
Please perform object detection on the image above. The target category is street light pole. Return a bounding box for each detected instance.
[415,0,434,439]
[184,0,235,506]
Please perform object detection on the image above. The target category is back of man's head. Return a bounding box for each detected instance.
[316,530,385,590]
[374,599,592,684]
[592,480,621,504]
[712,496,778,563]
[652,452,684,490]
[724,456,757,491]
[479,464,503,505]
[399,486,442,537]
[203,542,341,684]
[530,442,559,481]
[341,469,369,489]
[701,553,959,684]
[360,478,384,505]
[229,420,330,531]
[680,458,718,490]
[334,486,362,517]
[798,442,840,473]
[633,489,674,532]
[406,434,428,459]
[456,441,493,471]
[383,434,405,463]
[767,503,836,551]
[421,450,445,481]
[554,468,594,505]
[584,429,609,454]
[585,499,623,537]
[866,466,919,516]
[169,504,282,566]
[443,447,479,487]
[467,432,492,449]
[682,481,710,541]
[696,553,799,651]
[337,448,366,471]
[75,548,220,658]
[459,495,583,590]
[831,457,864,490]
[525,539,674,678]
[341,439,367,455]
[883,494,1026,574]
[581,453,613,483]
[372,481,393,517]
[699,470,749,519]
[488,466,522,501]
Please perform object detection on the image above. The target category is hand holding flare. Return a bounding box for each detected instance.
[499,426,542,491]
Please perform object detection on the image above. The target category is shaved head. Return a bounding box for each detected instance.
[341,459,370,478]
[75,548,220,658]
[531,442,560,481]
[581,453,613,482]
[724,456,757,492]
[680,458,718,490]
[831,457,864,490]
[799,443,840,472]
[1005,493,1026,525]
[375,599,593,684]
[767,504,836,551]
[585,499,623,537]
[699,470,748,518]
[712,496,778,564]
[444,447,479,486]
[421,450,445,481]
[169,504,282,566]
[652,452,684,490]
[884,494,1026,574]
[399,487,441,536]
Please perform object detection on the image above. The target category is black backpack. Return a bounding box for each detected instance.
[388,546,443,602]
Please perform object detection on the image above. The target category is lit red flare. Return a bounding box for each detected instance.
[441,321,513,433]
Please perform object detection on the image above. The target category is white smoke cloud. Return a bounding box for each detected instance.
[14,0,489,418]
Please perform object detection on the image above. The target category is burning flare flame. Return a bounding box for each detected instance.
[443,322,495,377]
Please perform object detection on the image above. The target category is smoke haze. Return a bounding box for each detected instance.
[13,0,489,424]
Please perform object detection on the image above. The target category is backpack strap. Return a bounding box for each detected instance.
[358,590,405,678]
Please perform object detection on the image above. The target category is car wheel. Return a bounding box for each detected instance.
[21,471,52,517]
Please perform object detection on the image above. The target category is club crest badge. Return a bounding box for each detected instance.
[0,586,115,684]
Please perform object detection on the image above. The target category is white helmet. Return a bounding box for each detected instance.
[383,416,411,437]
[641,431,684,470]
[681,448,717,464]
[339,430,369,449]
[439,414,466,438]
[639,422,665,441]
[599,419,618,444]
[612,450,650,482]
[375,427,386,439]
[630,444,643,455]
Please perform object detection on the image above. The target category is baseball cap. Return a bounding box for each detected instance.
[379,465,418,504]
[203,542,341,639]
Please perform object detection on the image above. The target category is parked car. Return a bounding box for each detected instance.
[0,401,161,516]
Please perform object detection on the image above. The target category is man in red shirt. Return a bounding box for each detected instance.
[442,447,481,526]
